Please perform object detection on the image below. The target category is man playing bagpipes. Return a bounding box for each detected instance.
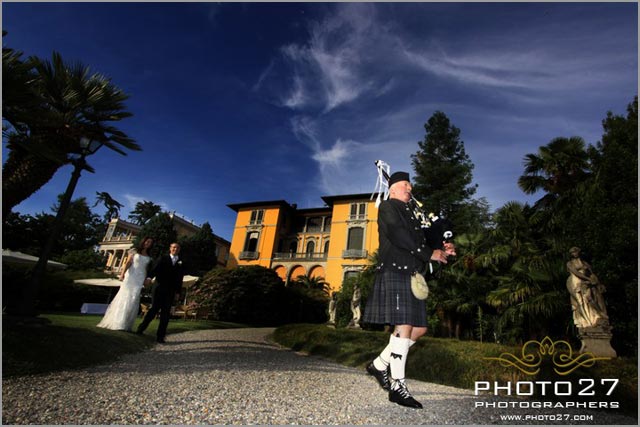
[363,161,456,409]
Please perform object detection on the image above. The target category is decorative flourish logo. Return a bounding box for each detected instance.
[483,336,611,376]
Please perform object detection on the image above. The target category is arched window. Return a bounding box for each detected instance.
[324,240,330,254]
[306,241,315,256]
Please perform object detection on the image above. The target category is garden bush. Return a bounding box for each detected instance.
[2,264,114,313]
[188,265,330,326]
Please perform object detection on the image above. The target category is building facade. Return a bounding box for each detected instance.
[227,193,379,292]
[98,213,230,273]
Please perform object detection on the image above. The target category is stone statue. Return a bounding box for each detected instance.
[348,285,361,329]
[328,292,338,326]
[566,247,616,357]
[566,247,609,328]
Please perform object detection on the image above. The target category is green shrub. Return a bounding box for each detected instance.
[2,265,115,313]
[57,249,107,271]
[189,266,333,326]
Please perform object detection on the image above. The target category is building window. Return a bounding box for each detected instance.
[250,209,264,225]
[307,217,322,232]
[343,227,367,258]
[324,240,330,254]
[306,241,315,256]
[289,240,298,253]
[323,216,332,232]
[244,232,259,252]
[105,224,116,240]
[349,203,366,220]
[294,217,306,233]
[347,227,363,250]
[240,231,260,260]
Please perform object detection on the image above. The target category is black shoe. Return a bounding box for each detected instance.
[389,381,423,409]
[366,362,390,391]
[156,338,166,344]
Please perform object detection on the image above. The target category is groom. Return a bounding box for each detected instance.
[136,242,185,343]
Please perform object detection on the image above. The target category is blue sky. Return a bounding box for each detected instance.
[2,2,637,241]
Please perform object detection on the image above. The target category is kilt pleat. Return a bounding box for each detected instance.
[362,269,427,327]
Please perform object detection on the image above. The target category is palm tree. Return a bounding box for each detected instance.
[517,136,590,210]
[128,200,162,225]
[2,32,40,134]
[440,232,496,339]
[481,202,568,341]
[2,51,140,220]
[93,191,124,222]
[293,275,331,296]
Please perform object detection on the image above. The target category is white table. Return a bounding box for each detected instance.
[80,303,110,315]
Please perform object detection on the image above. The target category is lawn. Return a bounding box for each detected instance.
[2,312,246,378]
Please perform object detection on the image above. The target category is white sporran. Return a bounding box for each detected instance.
[410,272,429,300]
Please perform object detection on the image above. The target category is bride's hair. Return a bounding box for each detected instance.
[135,236,154,254]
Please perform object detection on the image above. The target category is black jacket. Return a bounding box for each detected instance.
[377,198,433,274]
[148,254,185,296]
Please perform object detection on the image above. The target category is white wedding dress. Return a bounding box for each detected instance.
[97,252,152,331]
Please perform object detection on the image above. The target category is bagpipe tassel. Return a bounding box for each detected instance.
[372,160,391,208]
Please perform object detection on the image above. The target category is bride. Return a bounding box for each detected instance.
[97,237,154,331]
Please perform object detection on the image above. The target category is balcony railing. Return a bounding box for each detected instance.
[273,252,327,261]
[342,249,368,259]
[239,251,259,260]
[348,214,366,220]
[102,235,135,242]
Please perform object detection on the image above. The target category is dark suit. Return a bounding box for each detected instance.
[137,254,185,342]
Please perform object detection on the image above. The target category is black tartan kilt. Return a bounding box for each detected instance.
[362,269,427,327]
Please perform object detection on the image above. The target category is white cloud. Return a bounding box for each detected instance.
[122,193,169,214]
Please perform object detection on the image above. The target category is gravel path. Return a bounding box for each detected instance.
[2,328,636,425]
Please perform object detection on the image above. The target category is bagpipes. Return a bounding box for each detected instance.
[372,160,454,277]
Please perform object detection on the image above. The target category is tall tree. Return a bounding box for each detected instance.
[179,222,219,275]
[93,191,124,222]
[50,195,104,255]
[564,97,638,356]
[128,200,162,225]
[134,212,176,259]
[2,196,103,259]
[411,111,481,235]
[2,49,140,220]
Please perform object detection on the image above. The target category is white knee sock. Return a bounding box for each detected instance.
[389,335,411,385]
[373,337,416,371]
[373,334,393,370]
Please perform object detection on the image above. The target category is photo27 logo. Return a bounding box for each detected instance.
[475,336,618,399]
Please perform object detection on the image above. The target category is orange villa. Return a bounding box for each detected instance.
[227,193,380,292]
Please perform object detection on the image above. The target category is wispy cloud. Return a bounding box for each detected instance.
[261,2,636,206]
[123,193,169,213]
[258,3,385,113]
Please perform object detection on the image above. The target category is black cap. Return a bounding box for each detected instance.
[388,171,410,187]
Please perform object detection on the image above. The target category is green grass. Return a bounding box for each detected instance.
[272,324,638,417]
[2,312,246,378]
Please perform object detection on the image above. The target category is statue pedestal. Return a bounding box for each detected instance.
[347,320,361,329]
[577,325,617,358]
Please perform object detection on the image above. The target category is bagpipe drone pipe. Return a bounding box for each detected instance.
[373,160,454,278]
